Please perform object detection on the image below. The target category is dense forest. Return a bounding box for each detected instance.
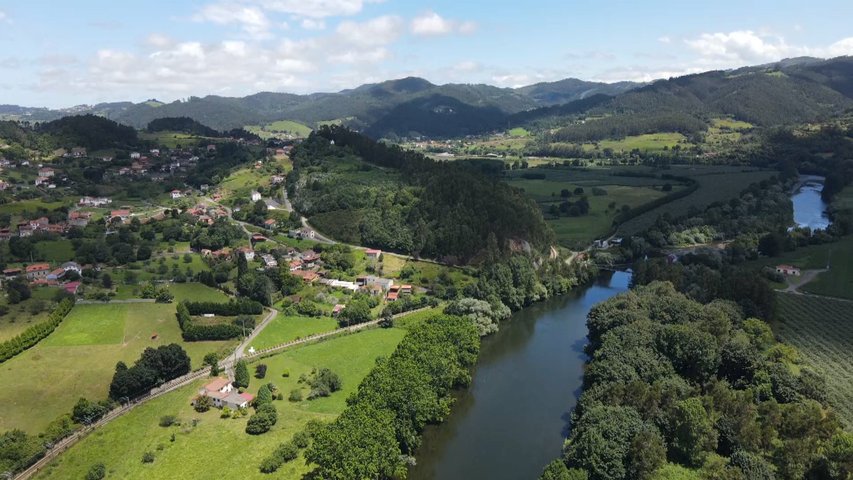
[146,117,220,137]
[288,126,555,262]
[543,281,851,480]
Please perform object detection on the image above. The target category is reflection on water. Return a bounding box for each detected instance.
[793,176,830,231]
[409,271,632,480]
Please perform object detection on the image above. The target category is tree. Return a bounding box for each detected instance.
[101,273,113,289]
[194,395,212,412]
[246,403,277,434]
[255,384,273,407]
[444,297,510,336]
[234,359,250,389]
[671,397,718,467]
[540,460,588,480]
[338,298,371,327]
[255,363,267,379]
[758,232,785,257]
[5,278,31,304]
[203,352,220,376]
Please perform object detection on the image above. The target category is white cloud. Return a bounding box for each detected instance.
[195,3,271,38]
[685,30,803,63]
[410,11,476,36]
[145,33,173,48]
[0,10,7,22]
[658,36,671,44]
[256,0,367,18]
[453,61,481,73]
[336,15,403,46]
[826,37,853,57]
[301,18,325,30]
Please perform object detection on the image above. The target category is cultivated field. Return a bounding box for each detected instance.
[0,303,236,433]
[35,328,406,480]
[774,293,853,428]
[581,132,686,153]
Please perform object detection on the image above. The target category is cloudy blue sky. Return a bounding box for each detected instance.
[1,0,852,107]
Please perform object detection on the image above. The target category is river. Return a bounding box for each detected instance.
[792,175,830,231]
[409,270,632,480]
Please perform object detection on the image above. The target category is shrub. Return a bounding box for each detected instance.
[159,415,178,427]
[85,462,106,480]
[194,395,212,413]
[246,404,278,435]
[293,430,310,448]
[142,451,155,463]
[288,389,303,402]
[259,441,299,473]
[255,363,267,379]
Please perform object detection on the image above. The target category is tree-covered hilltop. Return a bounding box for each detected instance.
[146,117,220,137]
[543,281,851,480]
[35,114,138,150]
[288,126,555,263]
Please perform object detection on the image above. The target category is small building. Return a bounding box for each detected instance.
[62,262,82,275]
[386,291,399,302]
[3,268,22,279]
[288,259,303,272]
[251,234,267,243]
[63,281,81,295]
[0,229,11,240]
[111,209,131,221]
[238,247,255,262]
[357,275,394,293]
[263,218,276,229]
[776,264,801,276]
[47,268,66,281]
[79,196,111,207]
[25,263,51,280]
[250,191,262,202]
[38,167,55,178]
[194,378,254,410]
[170,190,183,199]
[365,249,382,260]
[260,254,278,269]
[292,270,319,283]
[301,250,320,264]
[332,304,345,316]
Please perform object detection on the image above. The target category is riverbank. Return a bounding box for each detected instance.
[409,271,632,480]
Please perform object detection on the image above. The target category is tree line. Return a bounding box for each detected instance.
[303,315,480,478]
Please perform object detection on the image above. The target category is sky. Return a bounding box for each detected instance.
[0,0,852,108]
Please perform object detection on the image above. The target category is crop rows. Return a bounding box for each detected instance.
[774,293,853,428]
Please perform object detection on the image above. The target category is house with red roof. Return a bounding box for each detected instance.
[111,209,131,221]
[194,377,253,410]
[365,249,382,260]
[25,263,51,280]
[63,281,81,295]
[775,265,801,276]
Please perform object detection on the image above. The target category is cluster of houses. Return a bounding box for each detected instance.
[2,261,82,293]
[185,204,229,226]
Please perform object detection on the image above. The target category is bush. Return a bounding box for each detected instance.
[194,395,212,413]
[246,404,278,435]
[293,430,310,448]
[85,462,106,480]
[255,363,268,379]
[142,451,155,463]
[288,389,303,402]
[159,415,178,427]
[259,441,299,473]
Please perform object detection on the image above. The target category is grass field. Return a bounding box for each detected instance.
[139,132,210,149]
[0,297,54,341]
[168,283,230,303]
[616,167,775,236]
[507,172,674,246]
[36,328,407,480]
[245,120,313,139]
[250,314,338,350]
[774,293,853,428]
[34,239,76,263]
[0,303,236,433]
[582,133,686,153]
[0,199,66,215]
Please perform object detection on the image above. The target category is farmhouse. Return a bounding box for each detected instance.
[110,209,131,222]
[250,190,262,202]
[260,254,278,269]
[25,263,51,280]
[776,264,801,276]
[38,167,55,178]
[238,246,255,262]
[292,270,320,283]
[170,189,183,199]
[194,378,255,410]
[3,268,22,279]
[357,275,394,293]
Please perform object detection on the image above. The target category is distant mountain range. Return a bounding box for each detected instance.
[0,77,641,132]
[2,56,852,139]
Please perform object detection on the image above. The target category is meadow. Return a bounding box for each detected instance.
[581,132,686,153]
[0,302,236,433]
[34,239,76,263]
[248,314,338,351]
[774,293,853,428]
[245,120,313,139]
[615,167,775,236]
[138,131,211,149]
[35,328,406,480]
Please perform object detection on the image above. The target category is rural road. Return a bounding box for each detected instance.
[233,307,278,359]
[15,307,429,480]
[782,269,827,294]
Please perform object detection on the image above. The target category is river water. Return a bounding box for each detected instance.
[409,271,632,480]
[792,175,830,231]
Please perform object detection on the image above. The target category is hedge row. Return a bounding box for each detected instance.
[184,299,263,316]
[176,302,243,341]
[0,298,75,363]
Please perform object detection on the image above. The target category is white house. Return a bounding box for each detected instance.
[170,189,183,199]
[250,190,262,202]
[194,377,255,410]
[776,264,801,276]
